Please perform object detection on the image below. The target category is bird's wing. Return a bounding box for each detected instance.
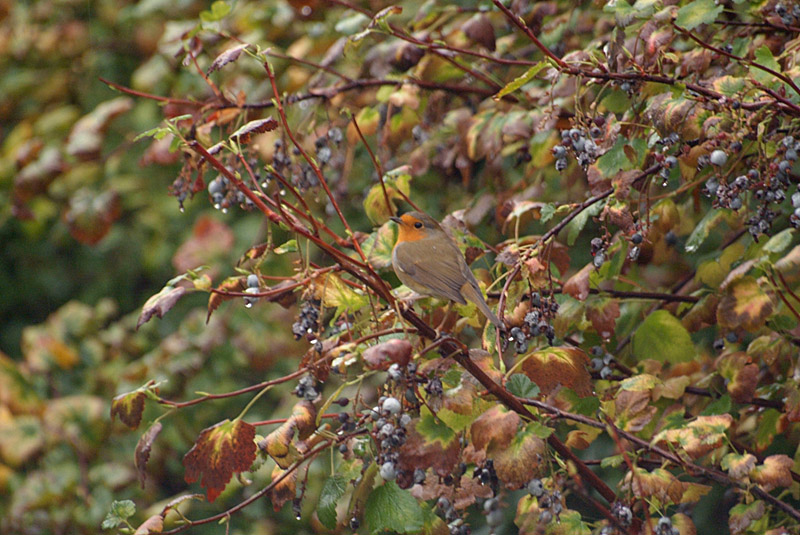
[393,239,469,304]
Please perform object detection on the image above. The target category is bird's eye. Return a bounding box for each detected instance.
[414,222,423,229]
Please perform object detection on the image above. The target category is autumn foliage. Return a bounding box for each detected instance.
[3,0,800,534]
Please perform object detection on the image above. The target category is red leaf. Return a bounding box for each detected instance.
[183,419,257,502]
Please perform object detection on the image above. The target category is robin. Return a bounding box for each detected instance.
[390,211,503,328]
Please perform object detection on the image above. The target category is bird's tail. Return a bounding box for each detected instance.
[460,282,503,329]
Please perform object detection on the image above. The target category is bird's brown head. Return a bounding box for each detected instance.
[390,211,442,244]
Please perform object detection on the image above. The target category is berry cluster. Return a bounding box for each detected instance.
[507,292,558,352]
[655,516,679,535]
[628,229,643,261]
[371,395,410,483]
[291,300,320,340]
[243,273,259,308]
[611,502,633,528]
[656,132,681,188]
[271,127,343,192]
[775,3,800,26]
[590,346,616,380]
[207,172,255,214]
[552,119,604,171]
[526,478,563,525]
[293,375,319,400]
[474,459,499,494]
[591,236,608,269]
[437,497,470,535]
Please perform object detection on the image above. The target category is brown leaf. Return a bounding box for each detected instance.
[718,352,758,403]
[207,43,249,74]
[397,416,461,478]
[717,277,773,331]
[138,286,189,329]
[207,278,242,322]
[655,414,733,459]
[262,419,302,469]
[135,422,163,488]
[134,514,164,535]
[183,419,257,502]
[563,263,592,301]
[363,339,413,370]
[62,188,122,245]
[66,97,133,160]
[230,118,280,145]
[291,400,317,441]
[268,465,297,512]
[462,14,496,51]
[729,500,765,535]
[519,346,592,397]
[750,454,794,492]
[470,405,519,451]
[173,215,235,273]
[586,299,620,340]
[111,390,146,429]
[722,452,757,480]
[615,390,657,432]
[491,423,545,488]
[623,467,711,505]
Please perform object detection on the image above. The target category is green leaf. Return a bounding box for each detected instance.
[751,46,782,86]
[713,76,745,97]
[417,408,456,444]
[685,209,727,253]
[675,0,723,31]
[701,394,732,416]
[506,373,540,399]
[200,1,231,22]
[762,228,793,254]
[596,136,634,177]
[102,500,136,529]
[539,203,556,223]
[318,475,347,529]
[365,481,424,534]
[566,201,605,246]
[754,408,781,450]
[493,61,547,101]
[526,420,553,439]
[274,239,298,254]
[633,310,695,363]
[600,90,631,114]
[601,454,624,468]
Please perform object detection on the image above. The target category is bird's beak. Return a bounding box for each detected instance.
[390,216,402,224]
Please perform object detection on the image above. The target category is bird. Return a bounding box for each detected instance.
[390,211,503,328]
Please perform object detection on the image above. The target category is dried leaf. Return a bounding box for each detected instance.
[717,277,773,331]
[363,339,413,370]
[492,423,546,488]
[133,514,164,535]
[230,117,279,145]
[111,390,146,430]
[750,454,793,492]
[398,411,460,478]
[470,405,519,451]
[207,43,249,74]
[563,263,592,301]
[586,299,620,339]
[137,286,189,329]
[135,422,163,488]
[268,464,297,512]
[518,346,592,397]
